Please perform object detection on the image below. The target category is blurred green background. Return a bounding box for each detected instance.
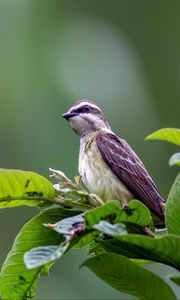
[0,0,180,299]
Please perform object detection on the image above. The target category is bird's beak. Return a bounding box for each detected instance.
[62,112,78,120]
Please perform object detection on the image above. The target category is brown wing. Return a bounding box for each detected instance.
[96,132,164,220]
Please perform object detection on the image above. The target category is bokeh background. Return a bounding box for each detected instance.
[0,0,180,299]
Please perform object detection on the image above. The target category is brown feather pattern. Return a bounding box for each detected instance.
[96,132,165,220]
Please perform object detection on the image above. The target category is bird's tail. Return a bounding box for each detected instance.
[152,197,165,227]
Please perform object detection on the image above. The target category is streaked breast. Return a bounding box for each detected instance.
[78,133,133,205]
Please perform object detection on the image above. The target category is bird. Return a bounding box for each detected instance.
[62,100,165,221]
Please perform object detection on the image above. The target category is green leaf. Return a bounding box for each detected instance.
[82,253,176,300]
[169,153,180,167]
[0,207,75,300]
[166,173,180,235]
[115,200,153,229]
[0,169,56,208]
[71,231,98,249]
[85,200,121,229]
[145,128,180,145]
[88,240,107,256]
[85,200,152,230]
[98,233,180,270]
[24,244,69,269]
[170,275,180,286]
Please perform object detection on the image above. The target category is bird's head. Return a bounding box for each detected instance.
[62,100,110,136]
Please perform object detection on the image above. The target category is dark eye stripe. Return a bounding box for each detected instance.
[72,105,91,114]
[70,103,102,115]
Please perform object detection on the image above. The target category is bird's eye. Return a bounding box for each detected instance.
[83,105,91,113]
